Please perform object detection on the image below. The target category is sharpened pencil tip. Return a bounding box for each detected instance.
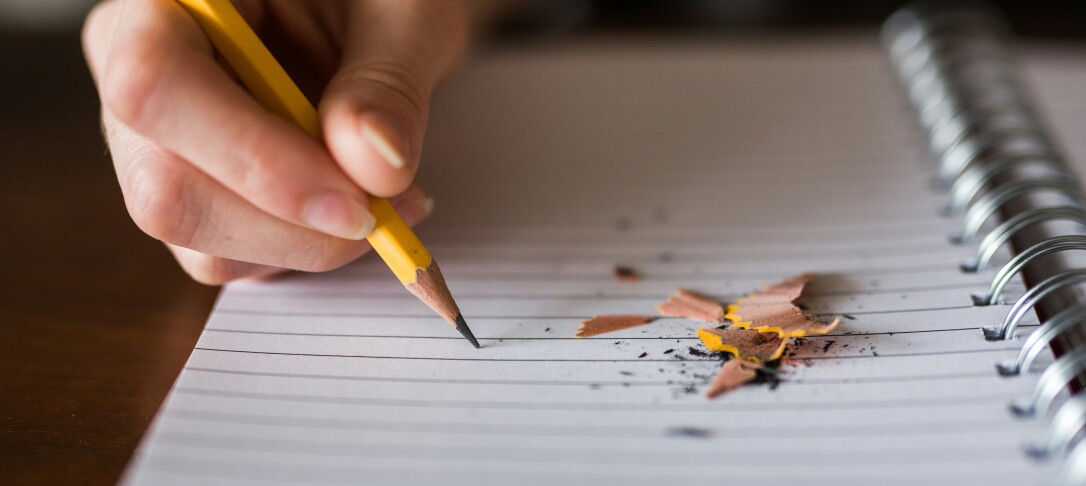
[455,314,481,349]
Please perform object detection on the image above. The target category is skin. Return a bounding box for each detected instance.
[81,0,471,284]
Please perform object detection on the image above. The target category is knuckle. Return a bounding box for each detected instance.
[101,35,163,132]
[334,61,429,117]
[123,157,201,247]
[229,126,294,195]
[178,254,237,286]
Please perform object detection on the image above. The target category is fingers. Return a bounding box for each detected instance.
[165,186,435,285]
[321,0,468,198]
[97,0,375,240]
[104,108,375,271]
[103,105,436,270]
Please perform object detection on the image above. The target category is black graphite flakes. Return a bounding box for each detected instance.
[666,426,713,439]
[751,360,783,390]
[687,347,709,357]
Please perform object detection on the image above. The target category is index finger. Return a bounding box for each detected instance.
[99,0,375,240]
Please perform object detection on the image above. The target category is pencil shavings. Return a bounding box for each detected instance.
[705,359,761,398]
[656,288,725,323]
[725,273,841,337]
[696,327,787,363]
[575,315,658,338]
[742,272,814,303]
[613,265,641,283]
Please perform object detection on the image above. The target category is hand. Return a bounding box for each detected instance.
[81,0,467,284]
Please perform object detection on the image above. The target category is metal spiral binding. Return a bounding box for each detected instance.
[962,206,1086,273]
[956,178,1083,244]
[977,236,1086,306]
[983,269,1086,341]
[996,304,1086,376]
[883,2,1086,479]
[944,154,1069,215]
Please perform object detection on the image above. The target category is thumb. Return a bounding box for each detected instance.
[320,0,468,198]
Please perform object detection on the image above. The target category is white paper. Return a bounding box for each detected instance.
[122,34,1086,485]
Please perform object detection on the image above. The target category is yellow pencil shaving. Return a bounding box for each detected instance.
[723,273,838,338]
[726,307,841,338]
[753,316,840,338]
[696,327,787,363]
[723,304,749,328]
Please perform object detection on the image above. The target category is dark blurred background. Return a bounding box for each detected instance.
[0,1,1082,484]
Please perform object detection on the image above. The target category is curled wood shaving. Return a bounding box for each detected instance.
[575,315,657,338]
[705,359,761,398]
[656,288,725,323]
[725,273,840,337]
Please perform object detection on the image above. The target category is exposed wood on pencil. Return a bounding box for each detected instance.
[696,327,787,363]
[613,265,641,283]
[575,315,657,338]
[656,288,725,323]
[404,260,479,348]
[705,359,761,398]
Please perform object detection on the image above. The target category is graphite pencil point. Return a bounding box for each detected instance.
[455,314,481,349]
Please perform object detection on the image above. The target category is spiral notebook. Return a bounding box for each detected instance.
[122,5,1086,485]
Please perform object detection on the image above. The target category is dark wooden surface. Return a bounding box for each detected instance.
[0,32,219,485]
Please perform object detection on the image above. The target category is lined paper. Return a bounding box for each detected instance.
[121,35,1086,485]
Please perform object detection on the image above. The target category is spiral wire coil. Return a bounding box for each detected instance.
[882,3,1086,483]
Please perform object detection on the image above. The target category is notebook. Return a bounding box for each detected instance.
[122,5,1086,485]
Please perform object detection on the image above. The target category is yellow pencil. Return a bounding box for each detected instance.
[175,0,479,348]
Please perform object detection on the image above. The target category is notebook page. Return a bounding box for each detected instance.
[123,35,1072,485]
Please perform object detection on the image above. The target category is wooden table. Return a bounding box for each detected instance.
[0,32,219,484]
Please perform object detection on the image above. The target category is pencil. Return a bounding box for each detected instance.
[174,0,479,348]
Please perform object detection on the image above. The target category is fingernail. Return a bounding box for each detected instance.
[303,192,376,240]
[360,115,407,169]
[395,196,435,223]
[414,197,435,218]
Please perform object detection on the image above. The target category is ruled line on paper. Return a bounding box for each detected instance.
[207,303,1001,319]
[263,260,977,284]
[189,345,1021,362]
[144,431,1036,464]
[159,407,1021,439]
[134,455,1045,484]
[200,323,1039,340]
[223,280,1022,300]
[421,217,953,235]
[171,386,1022,411]
[419,240,963,256]
[181,366,1003,387]
[319,261,965,280]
